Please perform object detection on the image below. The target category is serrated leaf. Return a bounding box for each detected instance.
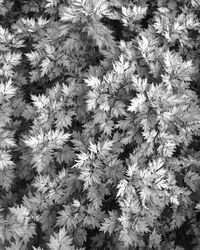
[100,211,118,235]
[148,228,161,248]
[116,179,128,198]
[127,93,146,113]
[0,79,17,99]
[89,141,98,154]
[40,58,51,77]
[48,227,75,250]
[0,150,15,170]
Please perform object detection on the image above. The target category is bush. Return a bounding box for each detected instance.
[1,0,200,249]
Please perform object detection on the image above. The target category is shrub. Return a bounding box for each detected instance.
[1,0,200,249]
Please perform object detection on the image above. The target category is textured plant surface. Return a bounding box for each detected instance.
[1,0,200,249]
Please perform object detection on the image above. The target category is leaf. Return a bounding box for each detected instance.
[33,247,44,250]
[59,6,79,23]
[26,51,40,66]
[93,0,111,18]
[170,212,185,230]
[184,171,200,192]
[174,247,185,250]
[31,94,50,109]
[86,91,98,111]
[112,101,127,118]
[32,174,50,193]
[62,80,75,96]
[149,157,165,172]
[0,150,15,170]
[9,205,30,223]
[0,1,7,16]
[116,179,128,198]
[113,55,129,74]
[195,203,200,209]
[158,140,177,157]
[84,20,115,50]
[55,111,74,129]
[48,227,75,250]
[56,205,74,228]
[100,211,118,235]
[191,0,200,7]
[135,219,150,234]
[37,17,49,27]
[73,0,88,8]
[89,141,98,154]
[148,228,161,248]
[131,75,148,92]
[40,58,51,77]
[46,0,59,8]
[100,140,114,155]
[0,79,17,100]
[78,166,102,190]
[4,52,22,66]
[85,75,101,89]
[127,92,146,113]
[129,198,141,214]
[137,35,149,52]
[74,152,89,168]
[5,238,24,250]
[127,162,138,178]
[23,129,71,151]
[73,227,87,246]
[122,5,147,24]
[100,120,114,135]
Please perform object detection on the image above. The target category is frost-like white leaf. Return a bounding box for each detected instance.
[116,179,128,197]
[48,227,75,250]
[85,76,101,89]
[131,75,148,92]
[60,6,78,23]
[74,152,89,168]
[46,0,59,8]
[195,203,200,209]
[89,141,98,154]
[149,157,165,172]
[4,52,22,66]
[23,129,71,150]
[101,140,113,154]
[40,58,51,77]
[127,162,138,178]
[0,150,15,170]
[127,93,146,113]
[26,51,40,66]
[0,79,17,99]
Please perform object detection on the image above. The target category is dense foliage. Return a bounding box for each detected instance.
[1,0,200,249]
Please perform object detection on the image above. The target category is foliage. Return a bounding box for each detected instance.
[0,0,200,249]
